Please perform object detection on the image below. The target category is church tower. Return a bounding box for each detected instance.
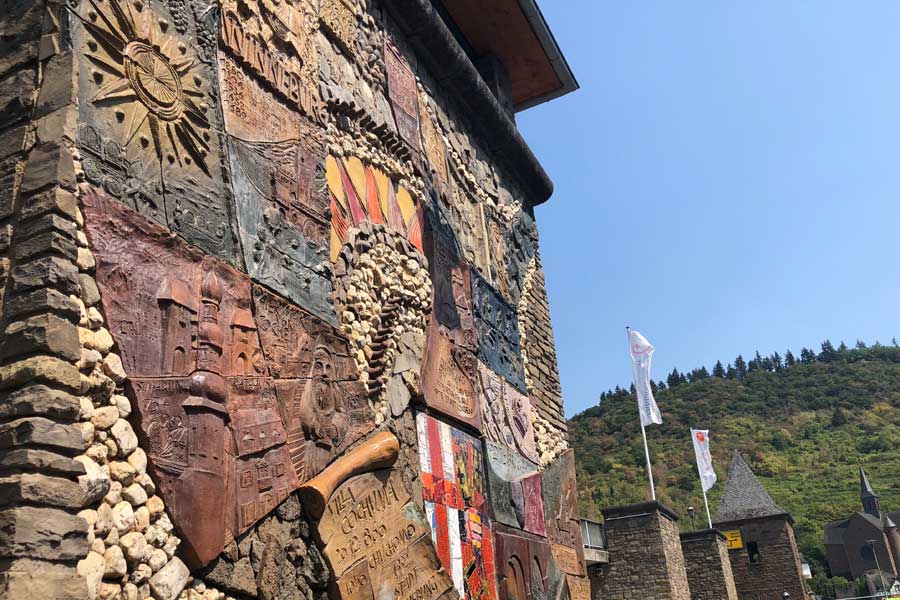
[861,466,882,515]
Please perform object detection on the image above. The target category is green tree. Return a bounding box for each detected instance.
[734,355,747,380]
[785,350,796,366]
[712,360,726,378]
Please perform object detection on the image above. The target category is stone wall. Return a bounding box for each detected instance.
[680,530,738,600]
[0,0,585,599]
[594,502,691,600]
[719,517,807,600]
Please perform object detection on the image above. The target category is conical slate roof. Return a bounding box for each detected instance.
[714,451,789,524]
[860,466,878,499]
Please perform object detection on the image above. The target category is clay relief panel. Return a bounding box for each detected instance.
[384,39,419,151]
[479,363,539,465]
[253,286,375,480]
[73,0,239,264]
[541,450,586,578]
[317,468,455,600]
[417,413,498,600]
[419,95,448,185]
[217,3,336,323]
[493,525,563,600]
[471,270,527,393]
[82,187,294,566]
[420,220,480,429]
[227,133,336,324]
[485,442,545,537]
[218,0,319,120]
[81,187,378,569]
[486,205,538,305]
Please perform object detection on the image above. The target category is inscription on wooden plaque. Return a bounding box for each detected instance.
[384,40,420,150]
[566,575,591,600]
[319,468,452,600]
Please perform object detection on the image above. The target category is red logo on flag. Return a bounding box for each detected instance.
[695,431,705,443]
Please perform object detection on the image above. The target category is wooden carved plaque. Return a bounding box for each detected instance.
[371,536,455,600]
[541,450,586,577]
[479,362,540,465]
[319,470,430,578]
[384,40,420,151]
[566,575,591,600]
[470,270,526,393]
[318,468,451,600]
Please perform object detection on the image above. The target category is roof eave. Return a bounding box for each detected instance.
[513,0,579,112]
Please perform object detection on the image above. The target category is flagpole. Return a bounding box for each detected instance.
[701,486,712,529]
[640,420,656,501]
[628,326,657,501]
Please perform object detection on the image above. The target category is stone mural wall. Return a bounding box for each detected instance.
[0,0,579,598]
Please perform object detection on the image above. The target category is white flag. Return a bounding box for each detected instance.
[628,328,662,426]
[691,428,717,492]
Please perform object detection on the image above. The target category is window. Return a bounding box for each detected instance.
[747,541,761,563]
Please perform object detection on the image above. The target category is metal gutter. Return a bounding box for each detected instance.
[383,0,556,205]
[514,0,579,112]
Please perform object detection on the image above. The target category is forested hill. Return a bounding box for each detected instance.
[568,341,900,569]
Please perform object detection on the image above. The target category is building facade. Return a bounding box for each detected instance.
[0,0,583,599]
[713,452,809,600]
[825,467,900,582]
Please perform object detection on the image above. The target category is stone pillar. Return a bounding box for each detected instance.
[680,529,739,600]
[595,501,691,600]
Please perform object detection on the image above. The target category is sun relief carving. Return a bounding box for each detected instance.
[74,0,214,175]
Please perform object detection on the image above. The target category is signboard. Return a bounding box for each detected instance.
[724,530,743,550]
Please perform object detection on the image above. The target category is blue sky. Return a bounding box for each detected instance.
[517,1,900,418]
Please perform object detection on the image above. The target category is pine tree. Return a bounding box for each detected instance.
[800,348,816,363]
[831,407,848,427]
[734,355,747,380]
[819,340,837,362]
[761,356,773,372]
[667,368,682,388]
[657,380,667,390]
[856,339,867,349]
[785,350,796,366]
[893,337,899,348]
[712,360,726,377]
[838,341,848,354]
[772,352,783,371]
[726,364,737,379]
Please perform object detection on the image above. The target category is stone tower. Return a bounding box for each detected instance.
[861,466,882,516]
[713,451,808,600]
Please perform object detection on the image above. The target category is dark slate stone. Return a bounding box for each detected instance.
[714,451,789,524]
[470,268,526,392]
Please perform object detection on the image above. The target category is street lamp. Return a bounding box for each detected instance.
[867,540,888,598]
[688,505,696,531]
